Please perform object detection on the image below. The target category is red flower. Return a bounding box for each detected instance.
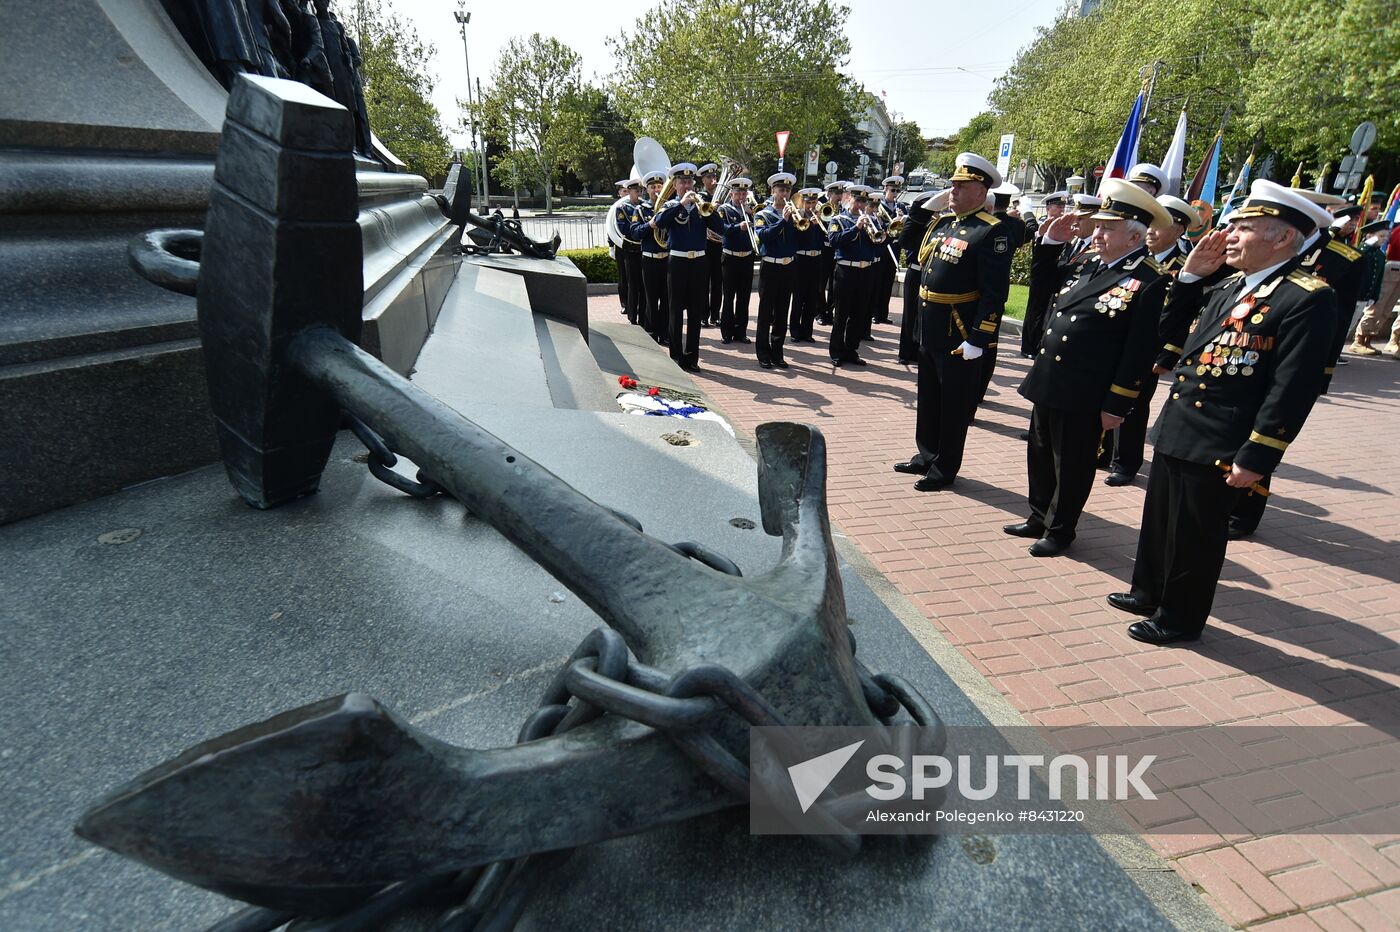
[648,386,660,396]
[617,374,630,386]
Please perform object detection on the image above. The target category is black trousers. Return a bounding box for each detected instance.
[913,338,981,481]
[1228,474,1272,534]
[830,264,872,361]
[897,267,921,362]
[756,260,794,364]
[873,252,897,323]
[978,331,1001,404]
[1130,453,1245,635]
[1021,291,1049,357]
[859,257,882,341]
[668,255,707,366]
[615,249,628,312]
[1026,403,1103,543]
[720,253,754,342]
[822,249,837,320]
[620,247,644,325]
[641,255,668,341]
[706,241,724,323]
[1104,374,1160,476]
[789,254,823,340]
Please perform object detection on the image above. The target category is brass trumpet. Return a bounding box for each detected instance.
[784,200,812,232]
[819,201,839,221]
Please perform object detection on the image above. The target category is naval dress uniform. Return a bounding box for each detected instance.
[627,191,669,344]
[1016,245,1167,547]
[616,194,646,326]
[819,182,846,325]
[872,192,905,325]
[754,195,799,368]
[790,191,827,342]
[903,206,1015,485]
[1125,260,1335,637]
[827,201,880,365]
[716,192,756,344]
[977,206,1027,403]
[653,166,722,370]
[897,195,946,363]
[698,165,724,327]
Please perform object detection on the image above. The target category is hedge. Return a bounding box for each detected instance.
[560,247,617,284]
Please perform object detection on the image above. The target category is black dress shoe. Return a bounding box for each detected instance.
[721,337,732,344]
[1106,592,1156,617]
[846,356,867,366]
[759,361,773,369]
[1103,471,1134,487]
[1127,619,1200,645]
[831,359,842,367]
[1002,522,1045,539]
[913,474,954,492]
[1028,537,1071,557]
[893,461,924,475]
[1018,431,1030,442]
[897,357,914,365]
[1227,522,1255,541]
[739,337,752,344]
[775,360,790,369]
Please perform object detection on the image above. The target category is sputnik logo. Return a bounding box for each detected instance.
[786,740,865,813]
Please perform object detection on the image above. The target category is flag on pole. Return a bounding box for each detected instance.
[1352,175,1374,246]
[1289,163,1303,189]
[1185,131,1221,203]
[1104,90,1146,182]
[1161,105,1189,197]
[1315,163,1332,193]
[1384,183,1400,226]
[1216,147,1255,226]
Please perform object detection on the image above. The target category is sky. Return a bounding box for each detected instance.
[375,0,1069,148]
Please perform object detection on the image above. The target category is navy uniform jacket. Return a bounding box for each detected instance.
[899,200,945,269]
[616,200,645,251]
[827,211,880,263]
[716,201,754,254]
[754,204,798,259]
[1150,262,1335,475]
[1019,248,1168,418]
[626,202,667,257]
[795,212,827,253]
[915,209,1016,351]
[653,196,721,253]
[1296,230,1363,391]
[700,189,724,244]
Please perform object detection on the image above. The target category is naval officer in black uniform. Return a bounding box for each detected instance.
[1005,180,1171,556]
[1110,181,1337,644]
[893,153,1016,491]
[897,189,951,364]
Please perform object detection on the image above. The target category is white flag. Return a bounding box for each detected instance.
[1161,107,1189,198]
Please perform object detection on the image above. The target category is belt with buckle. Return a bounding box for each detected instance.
[671,250,706,259]
[919,287,981,304]
[837,259,873,268]
[796,250,822,257]
[722,249,753,258]
[644,251,670,259]
[762,256,794,265]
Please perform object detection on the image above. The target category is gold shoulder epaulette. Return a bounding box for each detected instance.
[1287,269,1327,291]
[974,210,1001,226]
[1143,256,1164,273]
[1326,239,1361,261]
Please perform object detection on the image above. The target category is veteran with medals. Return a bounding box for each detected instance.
[893,153,1015,491]
[1004,180,1170,556]
[1109,181,1336,644]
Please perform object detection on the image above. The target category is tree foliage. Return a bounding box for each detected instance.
[475,34,599,211]
[959,0,1398,194]
[886,119,926,174]
[336,0,451,181]
[609,0,852,174]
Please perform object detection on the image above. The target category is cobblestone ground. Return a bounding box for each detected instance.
[591,293,1400,930]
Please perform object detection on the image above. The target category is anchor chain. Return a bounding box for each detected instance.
[210,628,934,932]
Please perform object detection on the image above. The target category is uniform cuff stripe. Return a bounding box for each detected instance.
[1249,431,1290,451]
[1109,385,1140,398]
[1163,343,1183,354]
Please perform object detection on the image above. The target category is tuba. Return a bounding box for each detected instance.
[697,156,737,216]
[633,137,673,249]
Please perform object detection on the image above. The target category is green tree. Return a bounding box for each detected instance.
[475,34,599,212]
[609,0,852,171]
[886,119,925,174]
[567,88,637,193]
[337,0,451,181]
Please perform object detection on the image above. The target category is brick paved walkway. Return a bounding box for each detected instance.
[591,295,1400,929]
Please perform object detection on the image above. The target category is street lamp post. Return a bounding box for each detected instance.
[455,4,489,207]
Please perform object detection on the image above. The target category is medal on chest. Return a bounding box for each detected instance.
[1093,278,1141,317]
[935,235,968,264]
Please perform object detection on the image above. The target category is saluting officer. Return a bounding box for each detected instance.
[893,154,1015,491]
[753,172,800,369]
[629,170,671,345]
[614,178,647,327]
[1023,192,1096,357]
[1099,195,1199,486]
[651,162,721,372]
[1223,185,1366,539]
[1110,181,1336,644]
[827,184,881,366]
[1004,180,1172,556]
[819,180,847,326]
[872,176,906,326]
[898,188,951,364]
[978,181,1028,403]
[790,187,827,343]
[1127,162,1166,197]
[698,162,724,328]
[716,176,756,345]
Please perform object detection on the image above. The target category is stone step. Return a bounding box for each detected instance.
[534,315,617,412]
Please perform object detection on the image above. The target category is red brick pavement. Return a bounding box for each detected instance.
[591,295,1400,929]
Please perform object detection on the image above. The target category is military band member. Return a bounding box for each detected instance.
[819,180,847,325]
[615,178,647,327]
[1127,162,1166,197]
[872,176,906,325]
[651,162,721,371]
[699,162,724,328]
[828,184,881,366]
[753,172,799,369]
[898,188,951,364]
[1003,180,1171,556]
[1109,182,1336,644]
[856,195,890,343]
[627,170,671,344]
[790,187,827,342]
[1223,185,1366,539]
[1099,195,1199,486]
[893,153,1015,491]
[610,179,631,315]
[716,177,756,344]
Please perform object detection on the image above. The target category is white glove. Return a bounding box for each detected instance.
[957,341,983,360]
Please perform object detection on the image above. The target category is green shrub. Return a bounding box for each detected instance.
[1010,243,1031,286]
[560,247,618,284]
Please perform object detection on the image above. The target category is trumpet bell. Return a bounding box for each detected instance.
[632,137,671,179]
